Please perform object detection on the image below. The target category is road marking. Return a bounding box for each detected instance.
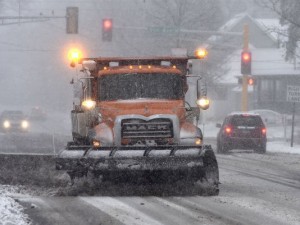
[80,197,163,225]
[153,197,210,225]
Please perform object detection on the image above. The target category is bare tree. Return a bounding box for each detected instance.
[258,0,300,60]
[146,0,224,48]
[143,0,228,85]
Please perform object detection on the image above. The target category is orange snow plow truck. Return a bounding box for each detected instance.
[56,53,219,194]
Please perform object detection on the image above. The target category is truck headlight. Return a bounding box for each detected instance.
[3,120,10,128]
[92,140,101,148]
[82,99,96,110]
[195,138,202,145]
[196,96,210,110]
[21,120,29,129]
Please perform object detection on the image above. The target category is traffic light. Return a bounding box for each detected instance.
[241,50,251,75]
[237,76,255,85]
[248,76,255,85]
[102,19,113,41]
[66,7,79,34]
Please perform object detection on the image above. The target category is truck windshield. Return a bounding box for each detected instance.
[98,73,184,101]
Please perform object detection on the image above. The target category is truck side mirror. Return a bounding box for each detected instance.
[185,102,193,111]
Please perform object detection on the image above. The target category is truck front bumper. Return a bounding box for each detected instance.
[56,145,207,171]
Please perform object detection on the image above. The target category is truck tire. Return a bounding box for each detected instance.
[202,149,219,195]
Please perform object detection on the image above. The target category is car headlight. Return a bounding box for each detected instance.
[21,120,29,129]
[3,120,10,128]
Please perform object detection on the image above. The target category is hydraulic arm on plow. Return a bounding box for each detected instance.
[56,52,219,194]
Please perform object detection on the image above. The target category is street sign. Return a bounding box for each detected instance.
[287,85,300,102]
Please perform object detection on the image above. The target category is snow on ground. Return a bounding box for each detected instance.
[0,121,298,225]
[0,185,30,225]
[267,141,300,154]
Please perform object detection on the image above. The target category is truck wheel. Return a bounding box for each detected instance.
[202,149,219,195]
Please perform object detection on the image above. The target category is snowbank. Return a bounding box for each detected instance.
[0,185,30,225]
[267,141,300,154]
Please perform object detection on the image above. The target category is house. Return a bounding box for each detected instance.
[204,13,300,119]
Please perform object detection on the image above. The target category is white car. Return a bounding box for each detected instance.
[248,109,284,125]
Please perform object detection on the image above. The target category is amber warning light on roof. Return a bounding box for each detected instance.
[68,48,83,67]
[195,48,208,59]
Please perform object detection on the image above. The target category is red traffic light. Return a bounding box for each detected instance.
[103,19,112,30]
[241,50,252,75]
[102,19,113,41]
[242,51,251,62]
[248,77,254,85]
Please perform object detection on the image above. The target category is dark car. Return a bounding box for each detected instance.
[0,110,29,133]
[216,112,267,154]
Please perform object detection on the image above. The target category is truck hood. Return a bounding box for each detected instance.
[98,100,185,123]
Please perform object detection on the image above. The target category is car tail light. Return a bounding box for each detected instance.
[262,127,266,135]
[224,126,232,135]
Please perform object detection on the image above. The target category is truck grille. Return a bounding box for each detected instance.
[121,118,173,139]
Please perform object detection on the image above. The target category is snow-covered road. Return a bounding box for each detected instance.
[0,150,299,225]
[0,121,300,225]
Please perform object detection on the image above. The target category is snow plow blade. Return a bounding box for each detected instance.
[56,144,219,195]
[56,145,208,172]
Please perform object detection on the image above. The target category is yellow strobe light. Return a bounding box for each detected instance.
[68,48,82,67]
[195,48,208,59]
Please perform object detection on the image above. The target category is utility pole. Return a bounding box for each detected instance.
[241,24,249,112]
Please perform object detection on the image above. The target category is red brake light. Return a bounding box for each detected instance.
[262,128,266,135]
[224,126,232,134]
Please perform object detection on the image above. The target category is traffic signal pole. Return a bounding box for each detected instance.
[242,24,249,112]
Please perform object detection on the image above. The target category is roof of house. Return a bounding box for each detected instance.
[222,48,300,83]
[207,13,279,49]
[214,14,300,84]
